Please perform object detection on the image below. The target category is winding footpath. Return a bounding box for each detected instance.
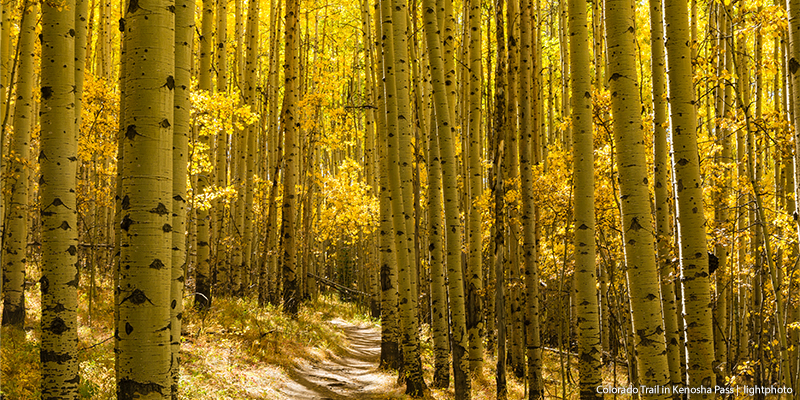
[278,318,399,399]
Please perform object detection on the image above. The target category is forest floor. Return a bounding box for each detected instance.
[1,279,629,399]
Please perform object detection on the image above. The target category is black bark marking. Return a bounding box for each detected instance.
[67,156,78,161]
[58,221,72,230]
[66,272,79,288]
[121,215,133,231]
[165,75,175,89]
[67,245,77,256]
[173,194,185,202]
[41,349,73,363]
[637,328,656,347]
[47,303,67,313]
[52,198,64,207]
[122,195,131,210]
[677,158,689,166]
[149,259,166,270]
[125,125,139,140]
[629,217,643,231]
[69,28,75,37]
[125,322,134,335]
[46,317,69,335]
[171,300,177,309]
[127,0,140,14]
[38,151,48,162]
[41,86,53,100]
[119,18,126,32]
[160,119,171,128]
[609,73,622,81]
[122,288,152,306]
[40,276,49,295]
[162,224,172,232]
[577,223,589,230]
[790,57,800,75]
[150,203,169,215]
[380,263,393,291]
[118,378,166,400]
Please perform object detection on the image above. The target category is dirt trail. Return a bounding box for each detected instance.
[278,318,398,400]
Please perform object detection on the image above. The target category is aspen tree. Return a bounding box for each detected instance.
[195,0,214,307]
[789,0,800,294]
[382,0,427,392]
[750,6,765,390]
[712,4,731,382]
[214,0,229,278]
[235,0,244,85]
[492,0,507,393]
[559,0,570,146]
[172,0,194,395]
[216,0,228,90]
[0,0,3,284]
[427,50,450,388]
[40,0,80,396]
[466,0,484,374]
[407,6,424,321]
[75,0,89,134]
[427,86,450,388]
[520,0,543,395]
[730,26,748,363]
[0,0,8,130]
[362,0,381,316]
[569,0,602,395]
[1,0,36,328]
[505,0,526,378]
[102,0,113,77]
[664,0,716,391]
[265,0,282,305]
[117,0,174,396]
[228,2,244,296]
[283,0,300,316]
[241,0,259,296]
[115,15,129,385]
[421,0,471,394]
[376,0,401,368]
[604,0,671,396]
[650,0,681,384]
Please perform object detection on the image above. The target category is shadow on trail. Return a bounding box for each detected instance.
[278,318,398,400]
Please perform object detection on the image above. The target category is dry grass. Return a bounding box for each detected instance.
[1,277,640,400]
[178,294,380,399]
[1,277,394,399]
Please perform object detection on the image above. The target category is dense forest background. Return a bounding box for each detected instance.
[0,0,799,396]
